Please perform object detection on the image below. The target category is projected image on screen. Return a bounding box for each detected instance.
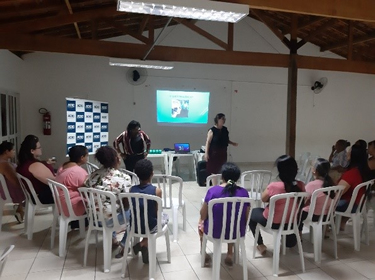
[157,90,209,124]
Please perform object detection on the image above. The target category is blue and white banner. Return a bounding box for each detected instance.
[66,98,109,154]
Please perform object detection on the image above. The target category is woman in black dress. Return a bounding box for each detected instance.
[204,113,238,182]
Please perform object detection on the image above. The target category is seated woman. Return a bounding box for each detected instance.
[329,139,350,183]
[84,146,132,257]
[367,140,375,171]
[199,162,250,267]
[336,145,371,230]
[129,159,167,264]
[0,141,25,222]
[298,158,335,235]
[16,135,55,204]
[249,155,304,255]
[55,145,89,217]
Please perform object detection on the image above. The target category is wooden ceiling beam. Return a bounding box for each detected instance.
[228,23,234,51]
[64,0,81,39]
[138,15,149,34]
[0,5,119,32]
[102,19,151,44]
[282,17,326,35]
[348,21,353,60]
[174,18,228,50]
[296,18,336,49]
[227,0,375,22]
[1,33,375,75]
[251,9,290,49]
[321,31,375,51]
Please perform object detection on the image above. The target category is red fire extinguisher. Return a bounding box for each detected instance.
[39,108,51,135]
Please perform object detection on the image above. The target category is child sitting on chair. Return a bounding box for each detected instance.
[130,159,168,264]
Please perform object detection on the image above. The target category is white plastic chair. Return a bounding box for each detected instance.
[119,169,140,185]
[152,174,184,242]
[303,185,345,263]
[78,187,125,273]
[253,192,309,277]
[0,174,15,232]
[119,192,171,279]
[85,162,99,175]
[335,179,375,251]
[0,245,15,277]
[240,170,272,207]
[206,174,222,189]
[296,152,311,180]
[47,179,87,257]
[17,173,56,240]
[201,197,254,280]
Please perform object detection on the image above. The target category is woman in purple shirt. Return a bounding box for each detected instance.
[199,162,250,267]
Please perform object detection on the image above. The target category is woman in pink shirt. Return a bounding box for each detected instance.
[55,145,89,217]
[298,158,335,234]
[249,155,304,255]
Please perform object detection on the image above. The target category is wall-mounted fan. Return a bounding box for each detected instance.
[126,68,148,86]
[311,77,328,94]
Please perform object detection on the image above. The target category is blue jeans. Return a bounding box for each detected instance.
[106,210,131,247]
[336,200,358,213]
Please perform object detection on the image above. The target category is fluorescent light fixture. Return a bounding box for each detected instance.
[117,0,249,23]
[109,58,174,70]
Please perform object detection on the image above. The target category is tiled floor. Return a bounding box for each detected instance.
[2,163,375,280]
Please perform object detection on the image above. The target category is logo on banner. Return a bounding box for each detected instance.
[85,113,93,122]
[85,102,93,112]
[101,114,108,122]
[93,123,100,132]
[76,133,85,143]
[93,133,100,141]
[101,103,108,113]
[101,142,108,147]
[85,143,93,153]
[76,112,85,122]
[85,134,93,142]
[67,113,76,122]
[101,123,108,132]
[85,123,93,132]
[101,133,108,141]
[76,124,84,132]
[67,133,76,144]
[94,104,100,111]
[67,100,76,111]
[93,143,100,151]
[67,122,76,133]
[93,113,101,122]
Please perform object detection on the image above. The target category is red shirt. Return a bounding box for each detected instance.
[340,167,364,205]
[16,159,55,195]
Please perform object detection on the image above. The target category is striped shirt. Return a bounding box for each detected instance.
[113,130,151,156]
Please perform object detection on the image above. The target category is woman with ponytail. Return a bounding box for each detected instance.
[298,158,335,234]
[199,162,249,267]
[249,155,304,255]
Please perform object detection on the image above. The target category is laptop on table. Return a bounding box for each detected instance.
[174,143,191,154]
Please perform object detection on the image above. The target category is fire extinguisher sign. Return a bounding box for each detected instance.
[66,98,109,155]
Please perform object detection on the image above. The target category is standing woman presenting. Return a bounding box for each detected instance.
[205,113,238,180]
[113,120,151,172]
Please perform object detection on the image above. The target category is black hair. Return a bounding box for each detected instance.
[369,140,375,148]
[18,135,39,165]
[68,145,88,163]
[134,159,153,181]
[354,139,367,151]
[220,162,241,197]
[214,113,225,125]
[314,158,335,199]
[276,155,301,193]
[0,141,14,155]
[95,146,118,168]
[347,145,371,181]
[127,120,141,134]
[337,139,351,148]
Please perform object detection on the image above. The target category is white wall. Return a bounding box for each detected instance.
[0,17,374,166]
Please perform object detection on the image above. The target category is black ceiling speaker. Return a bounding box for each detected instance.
[126,68,147,85]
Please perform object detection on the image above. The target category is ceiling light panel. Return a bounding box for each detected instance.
[117,0,249,23]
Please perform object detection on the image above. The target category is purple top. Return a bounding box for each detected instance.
[204,185,250,239]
